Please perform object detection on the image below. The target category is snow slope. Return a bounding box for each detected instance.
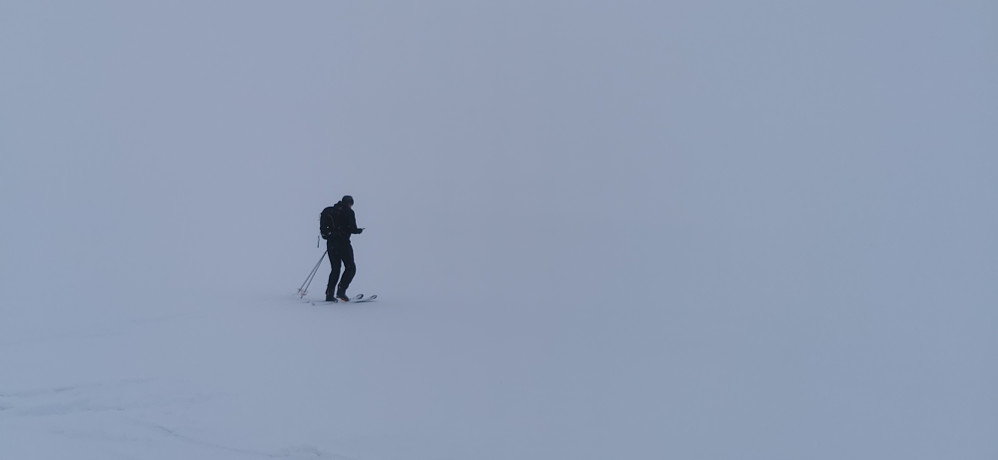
[2,2,997,459]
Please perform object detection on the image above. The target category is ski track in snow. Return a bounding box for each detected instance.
[133,420,357,460]
[0,379,355,460]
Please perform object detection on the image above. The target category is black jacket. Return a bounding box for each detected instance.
[330,202,362,241]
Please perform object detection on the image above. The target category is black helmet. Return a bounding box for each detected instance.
[341,195,354,205]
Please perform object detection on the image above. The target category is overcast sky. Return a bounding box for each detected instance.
[2,1,994,296]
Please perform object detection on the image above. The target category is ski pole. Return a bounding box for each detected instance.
[298,250,327,297]
[302,256,321,294]
[299,252,324,297]
[302,250,326,293]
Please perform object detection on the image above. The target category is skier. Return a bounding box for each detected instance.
[323,195,364,302]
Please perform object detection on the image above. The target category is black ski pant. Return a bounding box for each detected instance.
[326,238,356,295]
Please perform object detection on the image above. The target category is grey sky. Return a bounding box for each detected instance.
[2,1,997,458]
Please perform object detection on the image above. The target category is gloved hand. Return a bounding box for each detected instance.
[357,228,364,234]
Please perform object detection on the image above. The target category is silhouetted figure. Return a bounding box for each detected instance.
[320,195,363,302]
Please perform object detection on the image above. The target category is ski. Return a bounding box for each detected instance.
[306,293,365,306]
[353,294,378,303]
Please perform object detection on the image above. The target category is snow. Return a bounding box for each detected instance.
[2,2,997,459]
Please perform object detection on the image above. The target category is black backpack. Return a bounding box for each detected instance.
[319,205,341,239]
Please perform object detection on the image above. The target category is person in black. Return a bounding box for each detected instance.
[326,195,364,302]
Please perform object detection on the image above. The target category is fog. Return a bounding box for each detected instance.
[2,2,996,459]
